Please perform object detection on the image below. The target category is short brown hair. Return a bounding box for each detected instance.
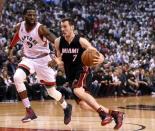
[61,18,74,26]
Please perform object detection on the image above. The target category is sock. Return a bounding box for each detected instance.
[60,100,67,109]
[22,98,31,108]
[46,87,68,109]
[97,107,107,120]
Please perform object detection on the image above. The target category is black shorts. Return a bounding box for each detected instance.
[67,66,89,88]
[67,66,91,103]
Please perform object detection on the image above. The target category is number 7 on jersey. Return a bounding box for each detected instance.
[73,54,77,62]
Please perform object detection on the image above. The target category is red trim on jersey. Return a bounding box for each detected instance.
[10,32,20,48]
[18,64,30,72]
[40,80,56,86]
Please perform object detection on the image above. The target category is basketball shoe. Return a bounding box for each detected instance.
[98,107,113,126]
[110,110,124,129]
[22,107,37,123]
[64,104,72,125]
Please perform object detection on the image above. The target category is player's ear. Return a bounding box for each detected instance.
[71,25,74,30]
[23,14,27,20]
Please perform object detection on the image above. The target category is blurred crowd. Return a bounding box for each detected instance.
[0,0,155,101]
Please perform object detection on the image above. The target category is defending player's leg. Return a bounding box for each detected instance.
[36,55,72,125]
[46,86,72,125]
[13,68,37,123]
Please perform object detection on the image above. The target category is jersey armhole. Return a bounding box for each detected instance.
[79,37,85,49]
[13,23,21,33]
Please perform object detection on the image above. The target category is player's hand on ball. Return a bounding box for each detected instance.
[93,53,104,65]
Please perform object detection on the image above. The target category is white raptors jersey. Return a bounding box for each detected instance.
[18,21,50,58]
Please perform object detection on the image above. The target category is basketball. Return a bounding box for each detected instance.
[81,49,100,66]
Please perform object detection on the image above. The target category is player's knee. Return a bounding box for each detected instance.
[13,74,20,84]
[46,86,62,101]
[14,69,27,92]
[14,69,26,84]
[73,88,84,97]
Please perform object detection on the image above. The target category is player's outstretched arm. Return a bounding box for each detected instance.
[48,37,63,68]
[8,24,20,59]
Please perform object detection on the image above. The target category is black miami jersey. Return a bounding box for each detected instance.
[59,35,85,82]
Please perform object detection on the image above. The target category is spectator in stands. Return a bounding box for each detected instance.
[7,56,18,76]
[0,0,155,98]
[56,70,72,99]
[0,70,7,101]
[1,69,17,101]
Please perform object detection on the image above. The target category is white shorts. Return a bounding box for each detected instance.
[18,55,56,86]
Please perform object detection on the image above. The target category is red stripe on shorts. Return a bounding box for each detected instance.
[77,67,89,87]
[18,64,30,72]
[40,80,56,86]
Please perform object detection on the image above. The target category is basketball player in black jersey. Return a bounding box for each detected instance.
[48,18,124,129]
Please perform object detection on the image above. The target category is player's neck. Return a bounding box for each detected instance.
[65,33,75,44]
[25,23,36,32]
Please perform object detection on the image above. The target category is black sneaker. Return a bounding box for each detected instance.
[64,104,72,125]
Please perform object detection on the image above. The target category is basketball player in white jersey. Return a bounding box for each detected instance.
[8,5,72,124]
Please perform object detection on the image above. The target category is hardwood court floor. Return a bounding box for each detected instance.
[0,96,155,131]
